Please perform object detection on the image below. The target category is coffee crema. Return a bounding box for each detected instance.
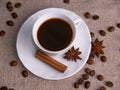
[37,18,73,51]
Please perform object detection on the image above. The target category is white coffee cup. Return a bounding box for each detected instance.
[32,12,76,55]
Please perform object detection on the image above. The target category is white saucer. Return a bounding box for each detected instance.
[16,8,91,80]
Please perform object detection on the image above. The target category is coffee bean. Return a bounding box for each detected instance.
[89,70,95,76]
[0,86,8,90]
[87,59,94,65]
[0,31,6,36]
[99,30,106,36]
[84,81,90,89]
[14,3,22,8]
[6,20,14,26]
[10,61,17,66]
[82,74,89,80]
[97,74,104,81]
[100,56,107,62]
[92,15,99,20]
[11,12,18,19]
[106,81,113,87]
[90,32,94,37]
[84,68,91,74]
[22,70,28,77]
[78,78,84,84]
[117,23,120,28]
[6,2,13,12]
[74,82,79,88]
[89,53,95,59]
[108,26,115,32]
[63,0,70,4]
[84,12,91,19]
[99,86,106,90]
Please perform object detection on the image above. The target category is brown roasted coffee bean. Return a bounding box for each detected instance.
[84,81,90,89]
[90,32,94,37]
[6,2,13,12]
[117,23,120,28]
[78,78,84,84]
[11,12,18,19]
[10,61,17,66]
[99,30,106,36]
[106,81,113,87]
[84,68,91,74]
[92,15,99,20]
[6,20,14,26]
[63,0,70,4]
[100,56,107,62]
[14,2,22,8]
[89,70,95,76]
[0,31,6,36]
[108,26,115,32]
[82,74,89,80]
[97,74,104,81]
[99,86,106,90]
[89,53,95,59]
[74,82,79,88]
[0,86,8,90]
[87,59,94,65]
[22,70,28,77]
[84,12,91,19]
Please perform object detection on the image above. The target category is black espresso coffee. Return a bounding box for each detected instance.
[37,18,73,51]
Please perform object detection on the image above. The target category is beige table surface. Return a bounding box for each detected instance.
[0,0,120,90]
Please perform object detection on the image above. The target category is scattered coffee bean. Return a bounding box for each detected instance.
[84,68,91,74]
[74,82,79,88]
[10,61,17,66]
[89,70,95,76]
[90,32,94,37]
[77,78,84,84]
[6,2,13,12]
[0,31,6,36]
[92,15,99,20]
[22,70,28,77]
[14,2,22,8]
[106,81,113,87]
[99,86,106,90]
[6,20,14,26]
[0,86,8,90]
[84,12,91,19]
[108,26,115,32]
[100,56,107,62]
[117,23,120,28]
[84,81,90,89]
[99,30,106,36]
[89,53,95,59]
[97,74,104,81]
[87,59,94,65]
[82,74,89,80]
[11,12,18,19]
[63,0,70,4]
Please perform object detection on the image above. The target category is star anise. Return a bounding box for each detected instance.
[91,38,105,57]
[64,46,82,62]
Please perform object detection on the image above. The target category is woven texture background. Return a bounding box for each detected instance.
[0,0,120,90]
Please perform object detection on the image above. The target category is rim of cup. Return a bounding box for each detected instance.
[32,12,76,55]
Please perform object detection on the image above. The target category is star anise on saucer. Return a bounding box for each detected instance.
[91,38,105,57]
[63,46,82,62]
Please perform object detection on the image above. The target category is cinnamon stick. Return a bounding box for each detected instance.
[35,50,67,73]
